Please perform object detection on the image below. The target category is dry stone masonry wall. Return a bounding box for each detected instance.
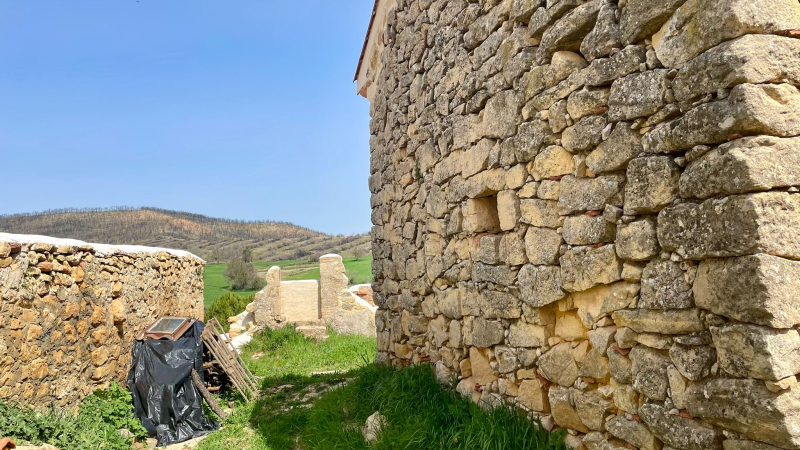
[363,0,800,448]
[0,233,204,409]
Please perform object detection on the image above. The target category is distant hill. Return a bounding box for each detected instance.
[0,207,370,263]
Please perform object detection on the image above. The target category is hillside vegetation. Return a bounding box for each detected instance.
[0,207,370,262]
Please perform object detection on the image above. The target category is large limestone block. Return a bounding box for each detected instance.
[612,308,704,334]
[684,378,800,448]
[586,122,643,174]
[711,324,800,381]
[521,199,564,228]
[615,218,659,261]
[669,343,715,381]
[518,264,566,307]
[630,345,671,401]
[518,378,549,412]
[653,0,800,68]
[538,1,603,61]
[658,192,800,260]
[606,415,660,450]
[623,156,680,215]
[582,45,646,87]
[539,342,580,387]
[644,84,800,154]
[639,403,724,450]
[580,2,621,62]
[531,145,575,181]
[561,115,607,153]
[560,245,623,292]
[471,318,506,348]
[608,70,669,122]
[608,348,632,384]
[549,386,590,433]
[639,260,694,309]
[524,226,562,265]
[694,254,800,328]
[462,139,495,178]
[574,389,612,431]
[566,87,611,121]
[462,288,522,319]
[562,215,616,246]
[472,263,518,286]
[619,0,685,45]
[469,347,498,385]
[483,90,522,139]
[673,35,800,103]
[508,322,548,347]
[558,175,625,215]
[680,136,800,200]
[497,190,522,231]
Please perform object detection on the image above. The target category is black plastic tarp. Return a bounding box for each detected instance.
[127,320,219,446]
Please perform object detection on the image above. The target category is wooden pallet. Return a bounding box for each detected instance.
[201,318,260,402]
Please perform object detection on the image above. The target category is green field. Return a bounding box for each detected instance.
[203,256,373,306]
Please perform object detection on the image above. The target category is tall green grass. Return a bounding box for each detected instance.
[241,325,377,379]
[199,326,564,450]
[293,364,566,450]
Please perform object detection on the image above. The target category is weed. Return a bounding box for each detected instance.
[0,382,145,450]
[206,292,255,332]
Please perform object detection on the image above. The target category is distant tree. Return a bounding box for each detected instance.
[223,258,265,290]
[242,248,253,263]
[352,246,366,260]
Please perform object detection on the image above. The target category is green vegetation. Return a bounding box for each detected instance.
[0,381,146,450]
[241,326,377,379]
[204,263,263,306]
[224,258,267,290]
[198,327,564,450]
[204,256,374,306]
[206,292,255,332]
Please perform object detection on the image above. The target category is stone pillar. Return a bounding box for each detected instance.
[319,254,347,320]
[255,265,282,324]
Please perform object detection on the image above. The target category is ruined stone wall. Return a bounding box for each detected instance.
[251,254,378,337]
[0,234,204,409]
[366,0,800,448]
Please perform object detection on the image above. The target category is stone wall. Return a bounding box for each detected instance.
[362,0,800,448]
[250,254,377,337]
[0,233,204,409]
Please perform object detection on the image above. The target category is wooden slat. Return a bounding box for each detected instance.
[201,318,259,401]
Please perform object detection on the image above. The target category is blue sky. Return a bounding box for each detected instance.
[0,0,375,235]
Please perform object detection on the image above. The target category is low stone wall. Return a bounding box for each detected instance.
[0,233,204,409]
[359,0,800,448]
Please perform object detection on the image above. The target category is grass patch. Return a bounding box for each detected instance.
[241,326,377,379]
[199,327,563,450]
